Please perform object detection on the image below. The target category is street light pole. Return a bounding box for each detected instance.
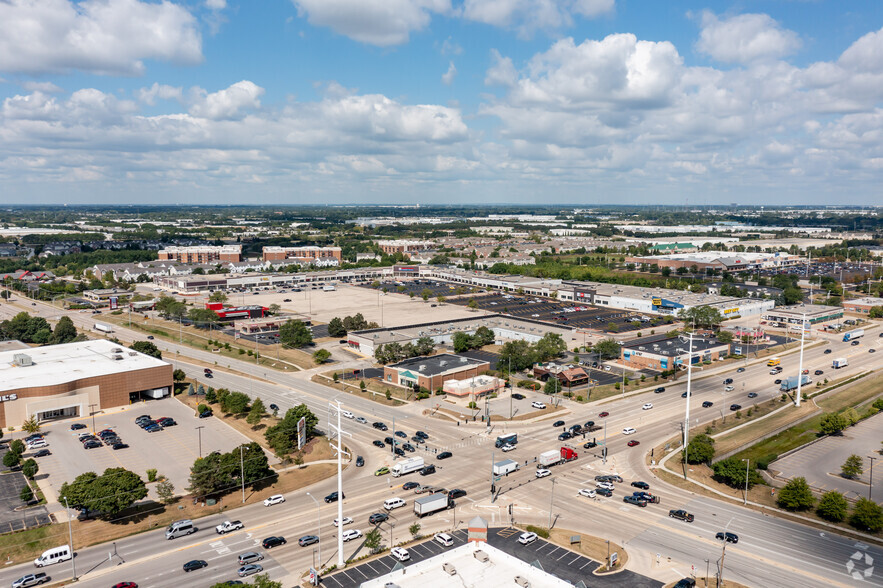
[240,444,245,503]
[89,403,98,432]
[195,426,205,458]
[548,478,556,530]
[63,497,77,581]
[328,400,351,569]
[795,311,806,407]
[683,333,695,479]
[742,459,749,505]
[307,492,322,567]
[869,456,877,500]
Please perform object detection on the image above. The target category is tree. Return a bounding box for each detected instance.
[716,330,734,344]
[364,528,382,553]
[50,316,78,344]
[685,434,715,464]
[473,326,495,347]
[59,468,148,516]
[21,416,41,434]
[327,317,347,337]
[264,404,318,456]
[208,291,228,303]
[819,413,848,435]
[850,497,883,532]
[9,439,24,456]
[777,477,814,511]
[677,305,724,329]
[712,458,762,489]
[420,288,432,301]
[188,452,237,498]
[534,333,566,362]
[130,340,162,359]
[594,338,621,360]
[247,397,266,426]
[267,304,281,315]
[3,451,20,470]
[413,336,435,356]
[226,392,251,414]
[409,522,421,539]
[452,332,473,353]
[544,378,560,395]
[816,491,848,522]
[467,298,478,310]
[498,340,535,371]
[188,308,220,328]
[279,319,312,348]
[173,369,186,383]
[841,454,864,479]
[21,458,38,480]
[20,486,33,503]
[156,478,175,504]
[312,349,331,364]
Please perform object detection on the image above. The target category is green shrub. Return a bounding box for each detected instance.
[146,468,158,482]
[19,486,33,502]
[756,454,778,470]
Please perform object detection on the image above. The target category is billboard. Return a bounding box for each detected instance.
[109,296,118,310]
[297,416,306,450]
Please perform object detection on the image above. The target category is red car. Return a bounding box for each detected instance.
[627,440,640,447]
[113,583,138,588]
[598,412,609,418]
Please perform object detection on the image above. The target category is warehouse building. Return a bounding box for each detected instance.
[625,251,802,272]
[0,340,173,429]
[383,354,489,391]
[620,333,731,371]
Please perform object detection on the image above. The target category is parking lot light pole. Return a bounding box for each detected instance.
[742,459,749,505]
[548,478,556,530]
[307,492,322,566]
[89,403,98,432]
[195,426,205,458]
[795,312,806,407]
[63,497,76,581]
[683,333,696,480]
[868,456,876,500]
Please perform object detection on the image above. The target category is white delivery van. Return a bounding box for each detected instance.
[34,545,71,567]
[165,519,195,539]
[383,497,406,511]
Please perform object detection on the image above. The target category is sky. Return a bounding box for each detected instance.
[0,0,882,207]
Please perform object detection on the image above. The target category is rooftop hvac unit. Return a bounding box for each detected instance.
[112,355,123,361]
[418,364,426,371]
[439,360,447,366]
[113,348,123,353]
[460,357,467,363]
[128,351,137,356]
[443,562,457,576]
[474,550,489,563]
[12,353,32,367]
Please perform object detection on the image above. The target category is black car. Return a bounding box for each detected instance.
[723,378,733,385]
[411,436,425,444]
[372,422,388,431]
[437,451,453,460]
[70,423,87,431]
[512,393,525,400]
[183,560,208,572]
[373,440,385,448]
[736,367,745,373]
[395,431,407,438]
[355,456,364,467]
[553,420,565,428]
[448,489,467,499]
[394,448,405,456]
[583,421,595,429]
[199,409,213,418]
[83,440,102,449]
[384,437,394,445]
[403,481,419,490]
[158,418,176,427]
[702,401,714,408]
[747,392,758,399]
[814,370,824,376]
[596,487,613,497]
[558,432,572,441]
[681,391,688,398]
[569,424,582,433]
[730,404,742,411]
[324,492,344,503]
[716,531,739,544]
[583,441,597,449]
[415,431,429,439]
[112,443,129,450]
[654,387,666,393]
[774,379,782,385]
[369,512,389,525]
[631,481,650,490]
[420,465,436,476]
[824,349,832,354]
[262,536,286,549]
[269,404,279,411]
[33,449,51,458]
[402,443,415,452]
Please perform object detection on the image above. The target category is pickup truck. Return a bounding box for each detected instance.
[668,509,694,523]
[13,573,50,588]
[215,520,244,534]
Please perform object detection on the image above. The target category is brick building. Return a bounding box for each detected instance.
[158,245,242,263]
[262,246,342,263]
[842,297,883,314]
[383,354,489,391]
[620,333,731,372]
[377,240,434,255]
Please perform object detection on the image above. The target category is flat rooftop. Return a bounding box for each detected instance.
[765,304,843,318]
[0,339,170,392]
[360,541,572,588]
[623,333,728,356]
[388,353,487,377]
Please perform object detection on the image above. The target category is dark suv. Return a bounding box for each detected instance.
[369,512,389,525]
[372,422,388,431]
[324,492,344,503]
[419,465,436,476]
[262,536,286,549]
[715,531,739,543]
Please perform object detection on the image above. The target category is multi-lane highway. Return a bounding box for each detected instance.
[0,296,881,587]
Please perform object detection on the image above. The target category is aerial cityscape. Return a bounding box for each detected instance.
[1,2,883,588]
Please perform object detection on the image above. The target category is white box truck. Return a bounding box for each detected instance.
[323,285,336,291]
[413,493,450,518]
[538,450,561,468]
[493,459,519,476]
[391,456,424,477]
[94,322,113,334]
[832,357,848,369]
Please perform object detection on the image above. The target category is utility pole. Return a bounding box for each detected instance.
[869,456,877,500]
[602,418,607,465]
[89,403,98,432]
[548,478,556,530]
[195,426,205,457]
[683,333,695,479]
[63,497,77,581]
[328,400,351,569]
[742,459,749,505]
[795,312,806,407]
[240,444,245,503]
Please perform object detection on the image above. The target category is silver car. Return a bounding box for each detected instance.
[237,551,264,565]
[238,564,263,577]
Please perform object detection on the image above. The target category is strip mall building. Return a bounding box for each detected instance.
[0,340,173,429]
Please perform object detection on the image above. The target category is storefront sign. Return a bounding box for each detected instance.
[0,394,18,402]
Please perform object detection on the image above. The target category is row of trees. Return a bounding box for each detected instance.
[452,326,495,352]
[279,319,313,348]
[0,313,82,345]
[497,333,567,372]
[327,313,377,337]
[187,442,274,499]
[60,468,149,517]
[777,477,883,532]
[374,337,436,365]
[264,404,319,456]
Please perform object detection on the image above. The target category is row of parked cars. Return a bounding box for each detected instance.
[136,414,176,432]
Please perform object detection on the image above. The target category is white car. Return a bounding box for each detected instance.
[724,386,735,392]
[391,547,410,561]
[531,401,547,410]
[501,443,516,452]
[578,488,596,498]
[342,529,362,542]
[341,410,354,419]
[642,403,653,410]
[518,531,538,545]
[333,517,353,527]
[434,533,454,547]
[27,439,48,449]
[531,314,540,317]
[263,494,285,507]
[596,481,615,490]
[535,468,551,478]
[622,427,636,435]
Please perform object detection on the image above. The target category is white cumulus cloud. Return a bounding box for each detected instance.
[292,0,451,46]
[696,11,801,64]
[442,61,457,85]
[137,83,184,106]
[461,0,614,38]
[189,81,265,120]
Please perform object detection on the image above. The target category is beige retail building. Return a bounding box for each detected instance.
[0,340,173,429]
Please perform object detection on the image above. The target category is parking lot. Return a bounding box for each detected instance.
[33,397,265,506]
[0,447,51,533]
[321,527,660,588]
